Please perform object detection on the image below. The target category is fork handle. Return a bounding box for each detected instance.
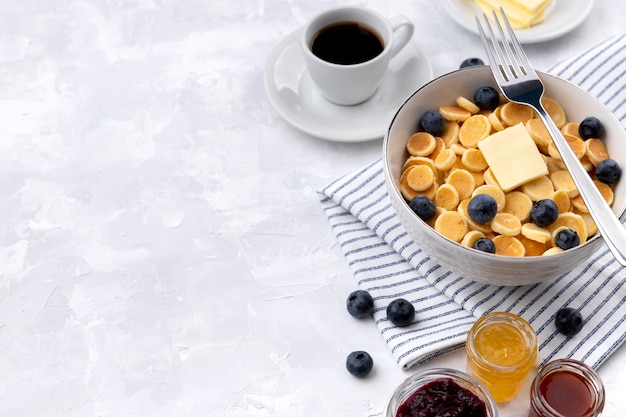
[534,104,626,266]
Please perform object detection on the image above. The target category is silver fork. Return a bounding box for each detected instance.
[476,8,626,266]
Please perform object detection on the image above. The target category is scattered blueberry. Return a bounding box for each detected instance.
[460,57,484,68]
[346,290,375,319]
[555,228,580,250]
[473,86,500,111]
[473,237,496,254]
[578,116,604,139]
[530,199,559,227]
[555,307,584,337]
[409,195,437,222]
[420,110,446,136]
[595,158,622,184]
[467,194,498,224]
[387,298,416,327]
[346,351,374,377]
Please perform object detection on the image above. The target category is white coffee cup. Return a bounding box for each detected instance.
[300,7,414,106]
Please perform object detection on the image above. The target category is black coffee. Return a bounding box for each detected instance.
[311,21,384,65]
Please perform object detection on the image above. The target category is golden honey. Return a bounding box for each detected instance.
[466,312,538,402]
[529,359,605,417]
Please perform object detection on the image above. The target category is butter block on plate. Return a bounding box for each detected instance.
[474,0,552,29]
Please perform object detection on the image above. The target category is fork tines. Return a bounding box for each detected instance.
[475,7,534,83]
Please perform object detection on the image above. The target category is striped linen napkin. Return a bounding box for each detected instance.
[319,33,626,370]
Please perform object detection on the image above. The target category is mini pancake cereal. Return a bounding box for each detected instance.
[456,96,480,114]
[488,111,505,132]
[521,223,552,244]
[561,122,580,137]
[492,213,522,236]
[493,235,525,257]
[431,137,446,161]
[404,155,436,172]
[446,169,475,200]
[435,211,468,242]
[435,183,460,211]
[459,114,491,148]
[440,105,471,122]
[461,230,487,248]
[550,170,579,198]
[503,191,533,222]
[542,97,567,128]
[521,176,554,201]
[586,139,610,166]
[500,102,534,126]
[434,148,457,171]
[441,120,460,147]
[543,247,565,256]
[526,118,552,151]
[595,180,614,205]
[551,189,572,213]
[580,212,598,236]
[518,234,548,256]
[401,85,622,257]
[461,148,488,172]
[407,164,435,191]
[548,134,586,160]
[407,132,437,156]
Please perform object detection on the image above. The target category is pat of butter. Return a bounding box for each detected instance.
[477,123,548,192]
[474,0,551,28]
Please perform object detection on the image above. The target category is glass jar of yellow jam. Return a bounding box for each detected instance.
[466,311,538,403]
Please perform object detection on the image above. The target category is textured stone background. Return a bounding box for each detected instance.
[0,0,624,415]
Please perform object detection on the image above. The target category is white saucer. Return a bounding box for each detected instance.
[440,0,594,44]
[263,29,433,142]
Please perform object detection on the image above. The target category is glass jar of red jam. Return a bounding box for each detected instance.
[466,312,538,403]
[529,358,605,417]
[384,368,499,417]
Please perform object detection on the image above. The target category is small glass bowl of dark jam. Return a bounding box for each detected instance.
[384,368,499,417]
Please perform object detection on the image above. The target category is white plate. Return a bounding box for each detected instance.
[440,0,594,44]
[263,29,433,142]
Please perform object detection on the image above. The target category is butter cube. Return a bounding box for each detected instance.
[474,0,551,28]
[477,123,548,192]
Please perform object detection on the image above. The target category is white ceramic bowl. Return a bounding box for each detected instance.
[383,66,626,286]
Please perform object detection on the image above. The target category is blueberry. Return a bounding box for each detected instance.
[346,351,374,377]
[387,298,416,327]
[595,158,622,184]
[409,195,437,221]
[578,116,604,139]
[420,110,446,136]
[460,57,484,68]
[346,290,375,319]
[555,307,584,337]
[467,194,497,224]
[530,199,559,227]
[472,237,496,254]
[555,228,580,250]
[473,86,500,111]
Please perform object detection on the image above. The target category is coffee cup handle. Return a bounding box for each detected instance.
[388,15,414,58]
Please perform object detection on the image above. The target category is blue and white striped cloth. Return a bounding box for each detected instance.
[319,33,626,370]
